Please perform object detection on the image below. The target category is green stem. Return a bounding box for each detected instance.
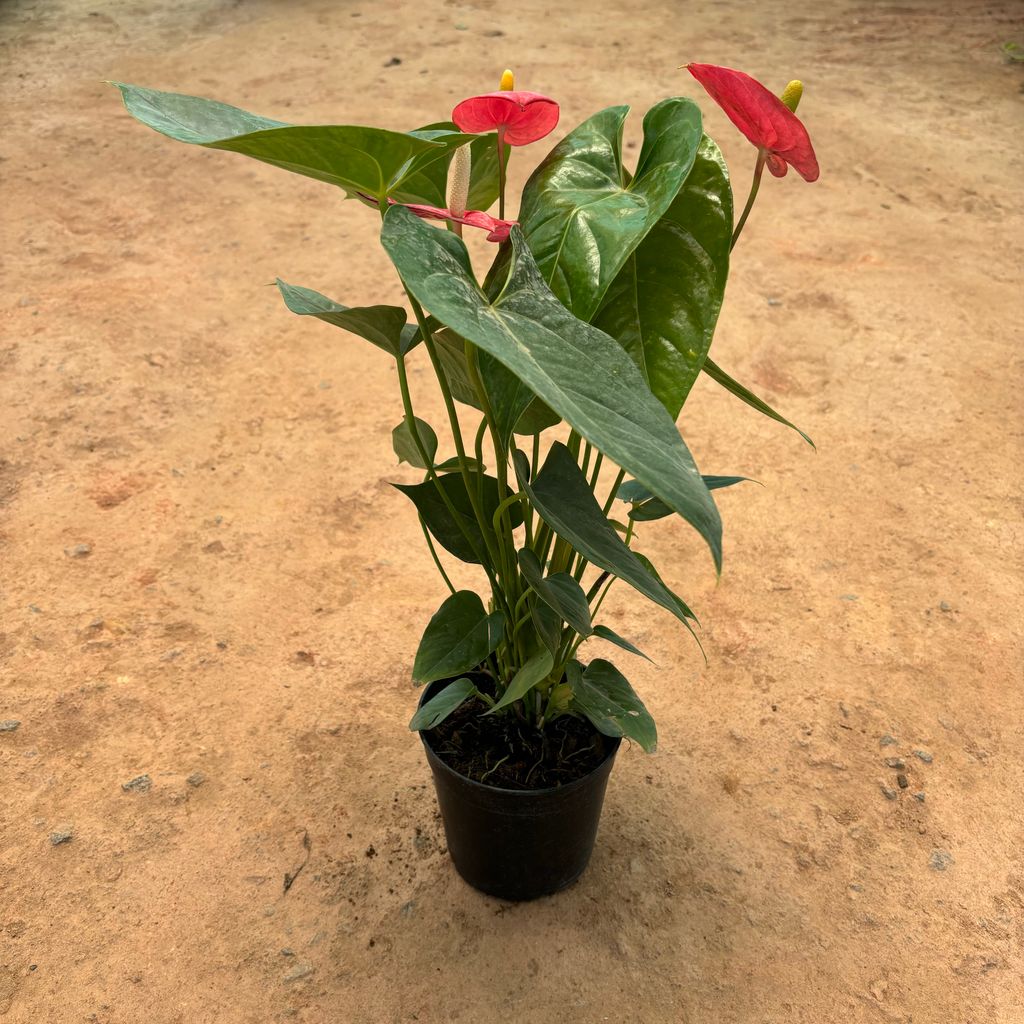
[417,514,456,594]
[731,151,767,250]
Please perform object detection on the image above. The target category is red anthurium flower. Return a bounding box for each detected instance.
[686,63,819,182]
[452,90,559,146]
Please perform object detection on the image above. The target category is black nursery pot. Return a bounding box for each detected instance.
[418,679,621,901]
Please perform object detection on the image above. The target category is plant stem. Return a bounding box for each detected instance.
[731,151,767,250]
[417,514,456,594]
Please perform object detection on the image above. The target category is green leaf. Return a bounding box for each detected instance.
[412,591,503,685]
[392,417,438,469]
[381,208,722,569]
[393,123,502,209]
[514,443,697,628]
[533,601,563,656]
[409,677,477,731]
[488,649,554,714]
[593,135,733,418]
[394,472,522,564]
[517,98,703,321]
[703,357,815,447]
[619,475,753,522]
[276,280,419,357]
[591,625,652,662]
[112,83,463,201]
[569,659,657,752]
[517,549,593,636]
[434,456,485,473]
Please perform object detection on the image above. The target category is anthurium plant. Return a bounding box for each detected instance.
[112,63,816,780]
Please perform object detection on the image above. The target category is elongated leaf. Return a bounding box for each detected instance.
[394,472,522,564]
[412,591,503,685]
[276,280,419,357]
[591,625,652,662]
[435,456,485,473]
[381,207,722,568]
[515,444,697,628]
[409,677,477,731]
[621,475,753,522]
[593,135,733,417]
[517,99,702,321]
[517,549,592,636]
[569,659,657,752]
[392,417,438,469]
[112,83,470,201]
[703,357,814,447]
[488,649,554,714]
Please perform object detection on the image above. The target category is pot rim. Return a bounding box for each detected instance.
[418,714,622,798]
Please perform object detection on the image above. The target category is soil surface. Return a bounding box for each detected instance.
[2,1,1023,1022]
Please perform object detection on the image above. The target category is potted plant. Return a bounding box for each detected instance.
[112,62,817,900]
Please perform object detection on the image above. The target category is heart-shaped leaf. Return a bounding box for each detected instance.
[394,472,523,564]
[112,83,468,201]
[412,591,504,685]
[593,135,733,417]
[381,207,722,569]
[568,659,656,752]
[409,677,477,731]
[517,98,703,321]
[392,417,438,469]
[276,280,419,357]
[514,444,697,629]
[517,549,593,637]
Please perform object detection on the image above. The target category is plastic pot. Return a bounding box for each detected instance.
[418,679,621,901]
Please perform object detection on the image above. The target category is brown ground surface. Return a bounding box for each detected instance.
[2,0,1023,1021]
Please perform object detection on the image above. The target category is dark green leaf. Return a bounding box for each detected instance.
[434,456,485,473]
[392,123,501,209]
[381,208,722,568]
[703,357,815,447]
[533,601,563,656]
[517,549,593,636]
[620,474,754,522]
[591,625,652,662]
[412,591,503,684]
[593,136,733,417]
[392,417,438,469]
[514,443,698,628]
[409,677,477,731]
[276,280,419,357]
[488,649,554,714]
[394,472,522,564]
[112,83,462,201]
[570,659,657,752]
[518,99,703,321]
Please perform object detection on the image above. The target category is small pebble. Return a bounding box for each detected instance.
[283,962,314,982]
[884,757,906,770]
[280,948,295,957]
[914,749,933,764]
[766,296,783,306]
[0,720,21,732]
[383,56,402,67]
[64,543,92,558]
[914,792,926,802]
[879,734,898,747]
[121,774,152,793]
[929,849,954,871]
[839,594,859,601]
[50,829,73,846]
[896,773,909,789]
[880,785,898,801]
[400,900,416,918]
[186,771,206,788]
[939,600,952,612]
[849,883,864,892]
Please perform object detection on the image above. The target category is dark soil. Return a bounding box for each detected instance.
[425,691,610,791]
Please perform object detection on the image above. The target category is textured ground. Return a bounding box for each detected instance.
[2,0,1023,1021]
